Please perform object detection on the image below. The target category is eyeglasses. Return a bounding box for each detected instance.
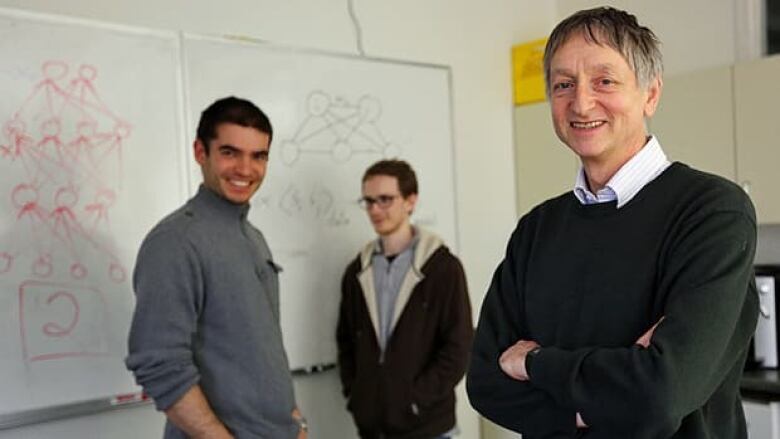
[358,194,399,209]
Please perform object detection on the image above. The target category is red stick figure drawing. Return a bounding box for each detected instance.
[12,184,55,276]
[13,183,51,234]
[24,117,77,187]
[65,64,122,123]
[51,186,81,247]
[15,61,69,121]
[1,118,34,160]
[50,186,90,279]
[37,118,65,167]
[62,120,94,168]
[84,188,115,233]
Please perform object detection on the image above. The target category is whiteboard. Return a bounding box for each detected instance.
[183,35,459,369]
[0,9,186,420]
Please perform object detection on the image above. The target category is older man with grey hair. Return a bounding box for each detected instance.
[467,6,758,439]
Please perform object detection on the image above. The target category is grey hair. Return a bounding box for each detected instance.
[543,7,663,94]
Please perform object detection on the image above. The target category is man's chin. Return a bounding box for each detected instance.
[222,192,252,205]
[222,186,257,204]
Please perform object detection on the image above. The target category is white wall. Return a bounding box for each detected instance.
[556,0,743,75]
[0,1,556,438]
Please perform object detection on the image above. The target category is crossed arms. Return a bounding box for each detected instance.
[466,210,758,437]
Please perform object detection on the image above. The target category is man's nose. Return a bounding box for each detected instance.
[235,156,252,175]
[571,85,595,115]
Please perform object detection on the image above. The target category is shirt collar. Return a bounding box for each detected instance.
[573,135,670,208]
[372,227,420,257]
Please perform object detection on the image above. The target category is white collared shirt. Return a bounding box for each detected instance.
[573,135,671,208]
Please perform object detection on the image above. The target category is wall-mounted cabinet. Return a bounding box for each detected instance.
[513,102,578,218]
[650,66,736,181]
[734,55,780,224]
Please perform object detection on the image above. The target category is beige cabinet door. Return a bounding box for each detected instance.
[649,66,736,181]
[513,102,577,217]
[735,55,780,224]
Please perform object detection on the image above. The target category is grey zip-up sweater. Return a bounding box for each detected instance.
[126,185,297,439]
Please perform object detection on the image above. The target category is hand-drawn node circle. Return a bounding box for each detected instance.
[95,188,116,207]
[70,263,87,279]
[40,118,61,137]
[280,140,301,166]
[109,263,126,283]
[33,255,53,278]
[78,64,98,81]
[307,92,331,116]
[4,118,26,137]
[113,122,131,139]
[0,252,13,274]
[358,96,382,122]
[42,60,68,81]
[55,186,78,208]
[331,141,352,163]
[11,184,39,209]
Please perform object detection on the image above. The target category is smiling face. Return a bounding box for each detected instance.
[549,32,661,171]
[194,122,270,205]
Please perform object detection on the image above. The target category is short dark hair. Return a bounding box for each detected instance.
[543,7,663,94]
[362,159,418,198]
[196,96,273,154]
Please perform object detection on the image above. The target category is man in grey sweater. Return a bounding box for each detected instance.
[126,97,307,439]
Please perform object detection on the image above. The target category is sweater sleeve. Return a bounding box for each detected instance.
[467,222,578,437]
[125,229,204,411]
[527,208,759,436]
[411,255,474,407]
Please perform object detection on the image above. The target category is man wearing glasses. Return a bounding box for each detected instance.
[336,159,473,439]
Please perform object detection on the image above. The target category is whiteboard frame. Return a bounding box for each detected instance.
[0,397,152,431]
[0,8,461,430]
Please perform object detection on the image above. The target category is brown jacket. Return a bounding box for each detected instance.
[337,228,473,439]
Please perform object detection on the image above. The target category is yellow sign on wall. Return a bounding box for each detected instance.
[512,38,548,105]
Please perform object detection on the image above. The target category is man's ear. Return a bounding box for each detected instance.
[404,193,418,215]
[194,139,207,165]
[643,76,663,118]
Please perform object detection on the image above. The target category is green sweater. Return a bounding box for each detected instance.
[467,163,758,438]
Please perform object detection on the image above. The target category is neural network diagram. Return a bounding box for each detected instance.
[1,60,130,283]
[279,91,401,166]
[0,60,130,362]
